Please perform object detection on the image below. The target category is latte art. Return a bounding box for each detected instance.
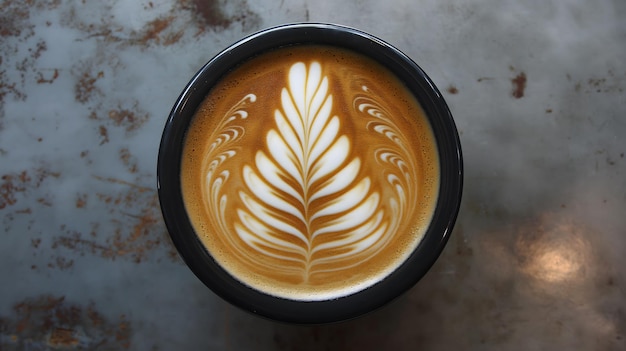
[182,46,439,300]
[222,62,413,278]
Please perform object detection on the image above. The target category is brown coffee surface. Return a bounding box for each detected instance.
[181,45,439,300]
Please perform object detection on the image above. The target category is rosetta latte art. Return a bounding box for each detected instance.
[203,61,418,283]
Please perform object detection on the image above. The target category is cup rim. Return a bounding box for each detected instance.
[157,22,463,324]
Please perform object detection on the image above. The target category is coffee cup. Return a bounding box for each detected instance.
[158,23,462,324]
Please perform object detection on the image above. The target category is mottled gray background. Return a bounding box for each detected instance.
[1,0,624,350]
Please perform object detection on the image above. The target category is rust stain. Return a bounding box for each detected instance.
[37,196,53,207]
[76,193,88,208]
[0,168,60,210]
[65,4,184,46]
[0,1,33,38]
[589,77,607,88]
[142,17,173,42]
[74,71,104,103]
[0,75,26,108]
[109,109,134,125]
[51,176,179,264]
[139,16,183,46]
[87,305,103,327]
[0,295,131,350]
[61,2,168,45]
[36,68,59,84]
[108,108,148,131]
[31,238,42,248]
[511,72,527,99]
[569,71,626,94]
[47,256,74,270]
[29,39,47,59]
[163,29,185,46]
[52,228,116,258]
[0,2,60,109]
[98,125,109,145]
[87,106,149,133]
[1,0,256,52]
[447,85,459,94]
[79,150,94,166]
[119,148,138,173]
[88,104,149,135]
[48,327,79,347]
[2,37,52,107]
[182,0,261,33]
[193,0,231,27]
[91,175,150,190]
[575,82,582,92]
[579,74,624,93]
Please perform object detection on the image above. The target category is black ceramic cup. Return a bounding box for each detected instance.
[157,23,462,324]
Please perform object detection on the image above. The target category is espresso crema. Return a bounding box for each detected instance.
[181,45,439,300]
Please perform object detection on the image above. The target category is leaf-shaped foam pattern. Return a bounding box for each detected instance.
[233,63,399,279]
[201,94,264,263]
[204,94,256,182]
[201,64,420,284]
[354,85,418,205]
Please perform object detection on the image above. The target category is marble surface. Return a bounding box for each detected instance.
[1,0,625,350]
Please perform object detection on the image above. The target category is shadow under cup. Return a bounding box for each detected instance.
[157,23,463,324]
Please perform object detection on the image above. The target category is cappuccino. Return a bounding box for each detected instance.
[181,45,439,300]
